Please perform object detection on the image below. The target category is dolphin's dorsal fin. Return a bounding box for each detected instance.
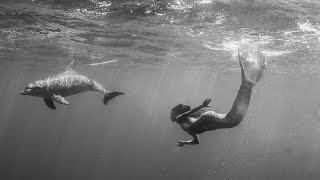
[66,60,77,72]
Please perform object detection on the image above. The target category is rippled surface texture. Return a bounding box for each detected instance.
[1,0,320,179]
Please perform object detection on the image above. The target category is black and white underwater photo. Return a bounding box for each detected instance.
[1,0,320,179]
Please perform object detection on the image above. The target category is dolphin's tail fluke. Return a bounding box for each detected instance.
[103,91,125,105]
[238,48,266,86]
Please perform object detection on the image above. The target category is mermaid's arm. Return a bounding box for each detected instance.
[180,99,212,117]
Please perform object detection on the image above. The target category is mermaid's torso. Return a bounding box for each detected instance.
[177,114,205,135]
[178,111,226,134]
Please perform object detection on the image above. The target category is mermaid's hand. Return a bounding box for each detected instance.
[201,98,212,108]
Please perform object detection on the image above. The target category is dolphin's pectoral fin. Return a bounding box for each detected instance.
[52,94,70,105]
[43,98,56,109]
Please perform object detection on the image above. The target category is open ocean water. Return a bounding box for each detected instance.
[1,0,320,179]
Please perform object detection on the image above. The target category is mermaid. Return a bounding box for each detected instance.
[170,48,266,147]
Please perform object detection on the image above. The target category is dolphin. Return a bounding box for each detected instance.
[20,60,124,109]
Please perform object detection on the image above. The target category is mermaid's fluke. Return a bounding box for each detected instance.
[238,48,266,86]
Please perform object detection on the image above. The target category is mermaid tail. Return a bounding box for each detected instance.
[238,48,266,86]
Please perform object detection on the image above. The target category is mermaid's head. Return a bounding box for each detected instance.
[170,104,190,122]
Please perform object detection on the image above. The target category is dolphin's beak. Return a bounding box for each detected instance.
[20,90,26,95]
[20,89,29,95]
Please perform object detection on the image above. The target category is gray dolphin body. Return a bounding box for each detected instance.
[20,60,124,109]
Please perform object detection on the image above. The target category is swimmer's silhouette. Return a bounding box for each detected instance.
[170,49,266,147]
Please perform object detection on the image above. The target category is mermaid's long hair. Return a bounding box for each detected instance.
[171,104,207,121]
[171,104,190,116]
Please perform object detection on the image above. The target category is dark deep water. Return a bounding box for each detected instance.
[1,0,320,179]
